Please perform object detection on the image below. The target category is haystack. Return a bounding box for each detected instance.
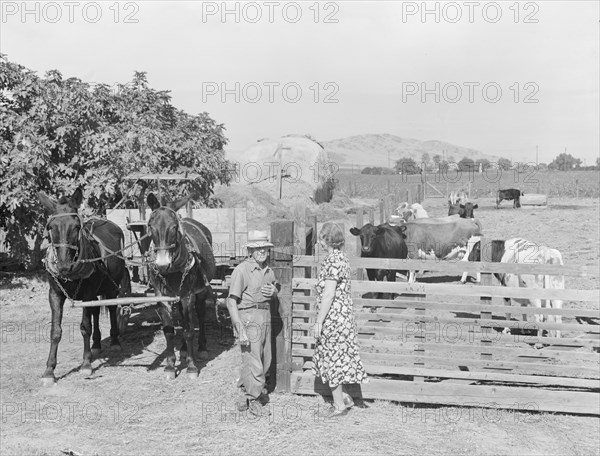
[232,134,333,205]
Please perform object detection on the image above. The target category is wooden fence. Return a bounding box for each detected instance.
[269,221,600,416]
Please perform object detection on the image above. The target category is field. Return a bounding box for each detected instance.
[1,195,599,456]
[336,170,600,200]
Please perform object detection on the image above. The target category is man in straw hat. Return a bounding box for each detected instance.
[227,230,279,416]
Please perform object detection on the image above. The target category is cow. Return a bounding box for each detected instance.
[396,202,429,222]
[496,188,523,208]
[349,223,409,297]
[459,237,564,338]
[400,217,483,283]
[448,201,478,218]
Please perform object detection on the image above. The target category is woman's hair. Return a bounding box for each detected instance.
[319,222,345,249]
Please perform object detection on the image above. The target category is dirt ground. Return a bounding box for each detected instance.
[1,197,599,456]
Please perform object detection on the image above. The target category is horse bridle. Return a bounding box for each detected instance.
[147,206,184,252]
[45,212,85,254]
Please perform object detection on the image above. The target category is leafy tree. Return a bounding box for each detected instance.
[432,154,441,166]
[0,55,231,267]
[549,153,582,171]
[458,157,476,172]
[498,158,512,170]
[475,158,490,172]
[394,157,421,175]
[596,156,600,168]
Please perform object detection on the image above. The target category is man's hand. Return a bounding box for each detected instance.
[260,283,276,298]
[236,323,250,346]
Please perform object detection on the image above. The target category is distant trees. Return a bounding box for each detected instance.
[394,158,421,175]
[549,153,582,171]
[458,157,476,172]
[361,167,395,175]
[498,158,512,170]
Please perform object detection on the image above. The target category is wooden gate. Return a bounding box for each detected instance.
[271,223,600,415]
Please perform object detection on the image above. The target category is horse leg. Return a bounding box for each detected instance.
[159,302,177,379]
[180,295,198,377]
[80,306,94,376]
[42,285,65,386]
[196,289,209,360]
[91,305,102,356]
[107,305,122,351]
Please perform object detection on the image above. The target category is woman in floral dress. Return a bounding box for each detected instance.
[312,222,368,418]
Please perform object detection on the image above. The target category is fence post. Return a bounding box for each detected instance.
[417,184,422,204]
[379,199,384,224]
[575,179,579,199]
[369,208,375,225]
[270,220,294,393]
[356,210,364,281]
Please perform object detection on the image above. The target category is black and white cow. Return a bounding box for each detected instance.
[460,237,565,337]
[496,189,523,209]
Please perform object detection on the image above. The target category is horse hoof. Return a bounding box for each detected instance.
[41,377,56,387]
[110,344,122,352]
[80,366,93,377]
[91,348,102,357]
[165,370,176,380]
[199,350,209,360]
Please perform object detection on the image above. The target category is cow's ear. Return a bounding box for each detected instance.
[460,204,465,209]
[375,226,385,235]
[147,193,161,211]
[349,227,360,236]
[473,204,479,209]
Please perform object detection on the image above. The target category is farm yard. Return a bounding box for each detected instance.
[1,190,599,456]
[2,4,599,453]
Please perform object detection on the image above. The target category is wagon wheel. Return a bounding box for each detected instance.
[117,269,132,333]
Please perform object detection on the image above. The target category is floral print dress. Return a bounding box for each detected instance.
[312,249,368,387]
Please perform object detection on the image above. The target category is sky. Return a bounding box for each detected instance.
[1,0,599,165]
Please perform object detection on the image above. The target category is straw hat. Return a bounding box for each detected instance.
[245,230,274,249]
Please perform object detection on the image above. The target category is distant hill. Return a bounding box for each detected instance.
[320,134,501,170]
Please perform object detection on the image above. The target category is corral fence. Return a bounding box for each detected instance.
[268,220,600,416]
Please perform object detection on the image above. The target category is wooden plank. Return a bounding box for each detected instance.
[291,349,600,377]
[300,310,600,333]
[293,278,600,303]
[292,296,600,318]
[292,336,600,363]
[356,210,364,280]
[271,220,294,393]
[297,362,600,389]
[292,255,596,278]
[290,322,600,349]
[291,372,600,415]
[72,296,180,307]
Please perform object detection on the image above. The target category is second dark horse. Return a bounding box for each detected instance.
[146,193,216,379]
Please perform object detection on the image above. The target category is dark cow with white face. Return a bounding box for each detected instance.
[460,237,564,338]
[496,189,523,208]
[400,216,483,282]
[349,223,408,284]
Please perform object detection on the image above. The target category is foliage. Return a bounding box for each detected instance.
[549,153,583,171]
[361,166,395,175]
[458,157,476,172]
[394,157,421,175]
[0,55,231,267]
[498,157,512,170]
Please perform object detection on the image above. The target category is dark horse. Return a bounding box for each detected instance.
[39,188,129,386]
[146,193,215,379]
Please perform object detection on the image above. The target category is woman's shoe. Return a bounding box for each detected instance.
[343,392,354,408]
[326,406,349,419]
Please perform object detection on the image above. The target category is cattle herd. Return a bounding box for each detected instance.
[350,188,564,337]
